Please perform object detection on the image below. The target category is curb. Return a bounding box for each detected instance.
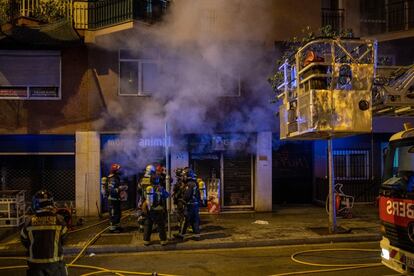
[68,233,382,255]
[5,234,376,256]
[0,234,382,257]
[0,233,382,257]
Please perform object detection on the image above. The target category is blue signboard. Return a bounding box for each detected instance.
[0,135,75,153]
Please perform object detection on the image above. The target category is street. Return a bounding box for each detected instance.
[0,241,399,276]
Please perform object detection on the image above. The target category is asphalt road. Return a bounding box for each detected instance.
[0,241,400,276]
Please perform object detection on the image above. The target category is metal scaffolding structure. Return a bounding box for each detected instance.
[276,37,413,233]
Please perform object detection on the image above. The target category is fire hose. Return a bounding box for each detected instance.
[0,210,180,276]
[269,248,382,276]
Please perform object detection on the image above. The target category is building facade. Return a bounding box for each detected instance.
[0,0,413,216]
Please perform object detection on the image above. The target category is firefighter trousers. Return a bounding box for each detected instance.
[143,210,167,242]
[180,203,200,235]
[109,199,121,231]
[27,261,67,276]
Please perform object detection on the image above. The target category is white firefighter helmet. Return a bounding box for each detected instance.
[144,164,156,177]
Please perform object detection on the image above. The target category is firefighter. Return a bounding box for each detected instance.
[175,167,201,241]
[107,163,125,233]
[20,190,68,276]
[137,164,156,207]
[137,164,156,232]
[142,176,169,246]
[172,168,185,229]
[155,164,167,189]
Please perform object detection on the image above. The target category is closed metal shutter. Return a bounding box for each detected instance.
[0,51,61,99]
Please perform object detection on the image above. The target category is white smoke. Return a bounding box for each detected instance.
[98,0,277,175]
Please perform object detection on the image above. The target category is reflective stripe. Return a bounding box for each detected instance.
[20,228,28,239]
[28,229,34,262]
[27,224,63,263]
[27,225,62,231]
[54,228,60,260]
[61,226,68,235]
[28,256,64,263]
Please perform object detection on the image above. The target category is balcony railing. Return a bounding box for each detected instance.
[1,0,169,31]
[387,0,414,31]
[73,0,133,30]
[3,0,133,30]
[321,8,344,33]
[133,0,169,22]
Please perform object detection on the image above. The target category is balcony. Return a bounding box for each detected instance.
[72,0,133,30]
[321,8,344,33]
[361,0,414,41]
[387,0,414,32]
[0,0,170,43]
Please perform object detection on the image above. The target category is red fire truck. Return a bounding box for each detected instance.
[379,123,414,274]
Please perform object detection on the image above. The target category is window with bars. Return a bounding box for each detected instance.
[333,150,370,180]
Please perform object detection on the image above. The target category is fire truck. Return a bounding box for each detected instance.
[379,123,414,274]
[275,37,414,273]
[374,63,414,274]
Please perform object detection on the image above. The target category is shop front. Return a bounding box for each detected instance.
[97,131,272,213]
[188,133,255,211]
[0,135,75,203]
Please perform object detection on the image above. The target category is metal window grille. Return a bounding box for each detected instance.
[0,156,75,202]
[387,0,414,31]
[333,150,370,180]
[321,8,344,33]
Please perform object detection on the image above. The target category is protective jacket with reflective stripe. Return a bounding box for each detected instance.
[20,212,67,263]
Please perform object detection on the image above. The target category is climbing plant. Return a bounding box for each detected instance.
[32,0,67,23]
[268,25,354,100]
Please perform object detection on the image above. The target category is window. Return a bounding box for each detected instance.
[217,71,241,97]
[201,8,217,34]
[333,150,370,180]
[0,50,61,100]
[119,49,159,96]
[377,54,395,66]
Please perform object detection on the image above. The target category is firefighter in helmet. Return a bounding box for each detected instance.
[106,163,125,233]
[20,190,68,276]
[137,164,156,232]
[141,172,169,246]
[175,167,201,241]
[155,164,167,189]
[137,164,156,207]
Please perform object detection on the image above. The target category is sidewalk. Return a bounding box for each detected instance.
[0,204,381,256]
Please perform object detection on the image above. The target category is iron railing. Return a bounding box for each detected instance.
[314,178,380,203]
[75,0,133,30]
[1,0,170,30]
[133,0,169,22]
[321,8,344,33]
[333,150,370,181]
[387,0,414,31]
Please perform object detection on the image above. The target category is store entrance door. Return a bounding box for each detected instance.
[190,153,221,209]
[191,157,220,182]
[272,140,313,204]
[222,152,253,209]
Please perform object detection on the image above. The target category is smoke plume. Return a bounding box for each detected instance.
[98,0,277,175]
